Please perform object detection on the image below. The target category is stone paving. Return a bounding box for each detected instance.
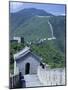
[24,74,44,87]
[23,66,65,87]
[37,66,65,86]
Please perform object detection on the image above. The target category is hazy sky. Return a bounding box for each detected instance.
[10,2,66,15]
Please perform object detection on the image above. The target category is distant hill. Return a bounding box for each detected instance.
[9,8,66,53]
[12,16,53,42]
[9,8,53,37]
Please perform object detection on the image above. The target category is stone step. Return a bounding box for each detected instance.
[24,74,43,87]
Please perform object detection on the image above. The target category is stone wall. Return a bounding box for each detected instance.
[16,53,40,75]
[37,66,66,86]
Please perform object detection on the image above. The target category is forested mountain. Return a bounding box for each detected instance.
[10,8,66,53]
[10,8,66,68]
[10,8,53,36]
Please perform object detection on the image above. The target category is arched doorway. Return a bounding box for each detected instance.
[25,63,30,74]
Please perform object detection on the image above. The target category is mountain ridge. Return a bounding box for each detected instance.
[10,8,53,16]
[10,8,66,53]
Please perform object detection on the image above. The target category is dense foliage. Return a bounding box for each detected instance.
[10,8,66,71]
[10,42,25,71]
[10,42,25,64]
[31,43,65,68]
[10,42,65,69]
[10,8,66,54]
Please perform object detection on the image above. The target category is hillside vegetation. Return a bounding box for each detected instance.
[49,16,66,53]
[10,42,65,69]
[14,16,52,42]
[10,8,66,70]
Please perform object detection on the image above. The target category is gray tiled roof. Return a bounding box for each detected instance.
[14,46,43,63]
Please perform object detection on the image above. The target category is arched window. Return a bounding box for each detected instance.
[25,63,30,74]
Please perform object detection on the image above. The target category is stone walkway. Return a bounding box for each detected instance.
[37,66,65,86]
[23,67,65,87]
[24,74,43,87]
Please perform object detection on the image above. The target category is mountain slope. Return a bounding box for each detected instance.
[49,16,66,52]
[9,8,66,53]
[13,16,53,42]
[10,8,53,35]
